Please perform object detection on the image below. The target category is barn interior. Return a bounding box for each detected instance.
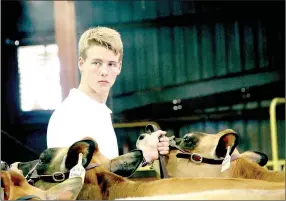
[1,0,285,175]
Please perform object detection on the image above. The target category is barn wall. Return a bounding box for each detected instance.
[75,1,284,98]
[1,1,285,164]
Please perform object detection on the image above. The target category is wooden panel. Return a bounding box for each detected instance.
[91,1,106,25]
[54,1,78,100]
[113,63,125,96]
[18,1,55,34]
[113,71,282,114]
[243,24,256,71]
[144,0,157,19]
[205,121,217,134]
[218,121,232,131]
[74,1,93,31]
[181,0,196,15]
[103,1,118,24]
[231,120,246,151]
[145,27,160,88]
[118,1,133,23]
[201,24,215,79]
[132,0,157,21]
[225,21,242,74]
[257,21,269,69]
[158,27,174,87]
[277,120,285,159]
[134,28,147,90]
[195,122,205,132]
[260,120,272,159]
[173,26,187,84]
[121,29,136,93]
[156,0,172,17]
[133,1,144,21]
[214,23,228,77]
[184,25,200,82]
[246,120,260,151]
[172,0,183,16]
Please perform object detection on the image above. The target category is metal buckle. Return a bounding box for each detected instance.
[190,153,203,163]
[52,172,65,182]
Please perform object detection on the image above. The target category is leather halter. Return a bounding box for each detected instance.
[25,162,101,185]
[176,152,225,164]
[170,141,237,165]
[16,195,42,200]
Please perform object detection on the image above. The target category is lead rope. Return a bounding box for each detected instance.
[145,124,169,179]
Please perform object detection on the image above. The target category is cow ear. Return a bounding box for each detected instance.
[1,171,12,200]
[45,177,83,200]
[215,129,239,158]
[175,138,183,146]
[168,136,182,150]
[110,149,143,177]
[240,151,268,166]
[1,161,9,171]
[65,138,97,170]
[16,160,39,176]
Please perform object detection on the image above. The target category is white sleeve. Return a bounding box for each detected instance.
[46,110,82,148]
[47,106,119,160]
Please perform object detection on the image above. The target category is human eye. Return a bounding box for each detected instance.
[108,62,118,68]
[92,60,102,66]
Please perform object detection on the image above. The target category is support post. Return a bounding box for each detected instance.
[54,1,78,100]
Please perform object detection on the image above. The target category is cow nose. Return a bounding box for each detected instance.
[138,135,145,140]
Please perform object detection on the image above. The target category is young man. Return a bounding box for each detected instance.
[47,27,169,163]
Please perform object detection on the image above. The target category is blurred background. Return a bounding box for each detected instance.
[1,0,285,169]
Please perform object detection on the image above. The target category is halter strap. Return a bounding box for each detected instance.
[176,153,224,164]
[26,162,101,185]
[16,195,41,200]
[170,140,238,165]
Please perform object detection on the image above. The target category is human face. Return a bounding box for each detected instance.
[79,45,122,95]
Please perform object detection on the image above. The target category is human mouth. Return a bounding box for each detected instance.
[98,80,109,85]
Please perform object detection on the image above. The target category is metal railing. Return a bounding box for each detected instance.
[267,97,286,171]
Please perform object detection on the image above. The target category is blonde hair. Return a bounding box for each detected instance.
[78,26,123,61]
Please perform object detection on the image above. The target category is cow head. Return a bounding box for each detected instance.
[13,137,142,190]
[167,129,240,177]
[1,170,83,200]
[137,128,268,178]
[176,129,239,159]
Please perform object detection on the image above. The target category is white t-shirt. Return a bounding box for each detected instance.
[47,88,119,160]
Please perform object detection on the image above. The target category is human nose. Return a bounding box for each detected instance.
[98,63,109,76]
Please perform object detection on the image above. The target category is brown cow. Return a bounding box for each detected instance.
[1,170,83,200]
[118,189,285,200]
[13,138,285,200]
[10,149,144,179]
[136,129,285,182]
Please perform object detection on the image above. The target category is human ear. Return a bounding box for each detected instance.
[78,57,85,73]
[116,61,122,75]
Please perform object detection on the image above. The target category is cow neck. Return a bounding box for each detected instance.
[94,170,142,200]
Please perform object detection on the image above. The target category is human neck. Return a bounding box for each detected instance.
[78,83,108,104]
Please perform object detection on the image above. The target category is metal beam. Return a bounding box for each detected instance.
[54,1,78,100]
[113,71,283,114]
